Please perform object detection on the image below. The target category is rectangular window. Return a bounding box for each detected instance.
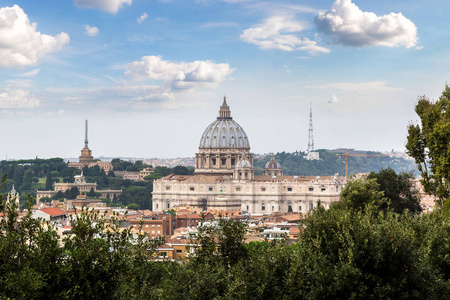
[209,187,213,191]
[212,158,216,165]
[287,187,293,192]
[176,249,183,254]
[308,187,314,192]
[166,186,170,190]
[321,188,326,192]
[190,187,195,191]
[160,252,167,257]
[221,158,226,165]
[262,206,265,211]
[261,187,266,192]
[236,187,241,191]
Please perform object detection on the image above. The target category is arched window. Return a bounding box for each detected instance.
[261,203,266,211]
[309,202,313,211]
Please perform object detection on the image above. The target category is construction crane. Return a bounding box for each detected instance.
[337,149,388,178]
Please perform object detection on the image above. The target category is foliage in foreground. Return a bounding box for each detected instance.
[406,84,450,206]
[2,175,450,299]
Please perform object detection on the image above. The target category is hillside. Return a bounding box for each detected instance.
[253,150,417,176]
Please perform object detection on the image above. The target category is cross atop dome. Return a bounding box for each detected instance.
[218,96,232,119]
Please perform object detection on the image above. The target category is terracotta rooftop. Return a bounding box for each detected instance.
[289,227,301,234]
[278,214,303,222]
[39,207,68,216]
[165,238,192,244]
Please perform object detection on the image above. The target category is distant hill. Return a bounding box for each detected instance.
[253,150,418,177]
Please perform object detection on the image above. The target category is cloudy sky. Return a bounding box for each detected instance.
[0,0,448,159]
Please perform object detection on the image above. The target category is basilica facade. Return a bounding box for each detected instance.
[152,98,345,215]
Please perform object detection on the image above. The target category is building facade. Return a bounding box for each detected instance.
[152,98,345,215]
[36,173,122,203]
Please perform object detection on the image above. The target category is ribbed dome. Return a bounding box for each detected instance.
[265,154,281,169]
[236,159,252,169]
[199,97,250,149]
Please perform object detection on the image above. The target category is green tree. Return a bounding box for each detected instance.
[337,177,385,211]
[52,190,65,200]
[21,169,34,190]
[88,187,96,197]
[127,203,140,210]
[288,202,447,299]
[64,186,80,200]
[45,173,53,190]
[367,167,422,214]
[406,84,450,206]
[144,173,163,180]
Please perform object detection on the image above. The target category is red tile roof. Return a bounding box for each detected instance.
[39,207,68,216]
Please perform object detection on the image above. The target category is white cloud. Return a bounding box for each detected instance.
[18,69,40,77]
[125,55,234,90]
[84,25,99,36]
[315,0,418,48]
[73,0,132,13]
[0,85,40,108]
[58,109,65,115]
[240,16,330,54]
[329,94,338,103]
[0,5,70,67]
[137,13,148,24]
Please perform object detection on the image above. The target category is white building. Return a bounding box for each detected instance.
[152,98,345,215]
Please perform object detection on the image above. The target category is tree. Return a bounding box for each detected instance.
[144,173,163,180]
[52,191,65,200]
[291,202,447,299]
[337,177,385,211]
[127,203,140,210]
[406,84,450,206]
[45,173,53,190]
[88,187,96,197]
[64,186,80,200]
[367,167,422,214]
[21,169,33,190]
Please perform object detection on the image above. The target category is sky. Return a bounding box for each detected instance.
[0,0,449,159]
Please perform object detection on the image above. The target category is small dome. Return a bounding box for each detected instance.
[236,159,252,169]
[265,154,281,169]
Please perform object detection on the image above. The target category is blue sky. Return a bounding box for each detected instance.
[0,0,448,159]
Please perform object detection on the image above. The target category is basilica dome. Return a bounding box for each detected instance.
[265,154,281,169]
[236,159,252,169]
[199,97,250,149]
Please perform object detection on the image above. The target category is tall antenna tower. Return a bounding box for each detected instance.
[307,103,314,153]
[84,119,88,147]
